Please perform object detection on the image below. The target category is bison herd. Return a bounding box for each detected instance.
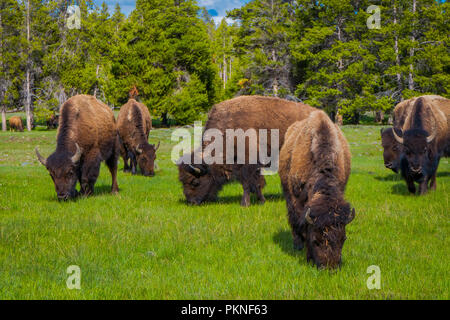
[24,93,449,269]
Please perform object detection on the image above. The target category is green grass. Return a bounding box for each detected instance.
[0,126,448,299]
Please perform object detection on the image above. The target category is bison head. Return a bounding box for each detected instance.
[302,200,355,269]
[393,128,436,175]
[35,144,82,200]
[178,160,221,205]
[381,128,403,173]
[136,141,160,176]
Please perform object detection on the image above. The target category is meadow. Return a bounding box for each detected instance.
[0,125,448,299]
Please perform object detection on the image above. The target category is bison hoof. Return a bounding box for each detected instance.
[240,200,250,207]
[123,168,131,173]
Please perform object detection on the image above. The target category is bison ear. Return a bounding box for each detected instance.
[380,128,384,135]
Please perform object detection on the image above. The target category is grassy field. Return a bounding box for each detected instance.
[0,125,448,299]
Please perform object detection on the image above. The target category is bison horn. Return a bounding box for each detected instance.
[426,128,437,143]
[71,143,82,163]
[135,147,143,155]
[189,164,202,175]
[155,141,160,151]
[392,128,404,144]
[347,208,356,224]
[305,208,314,225]
[35,147,47,166]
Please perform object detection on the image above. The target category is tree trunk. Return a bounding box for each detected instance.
[161,112,169,127]
[393,5,402,93]
[408,0,416,91]
[25,0,33,131]
[93,64,100,97]
[272,49,278,97]
[1,106,6,132]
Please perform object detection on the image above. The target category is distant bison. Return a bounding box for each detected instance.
[9,116,23,132]
[392,96,449,194]
[178,95,317,206]
[117,99,159,176]
[381,95,449,173]
[35,95,119,200]
[279,110,355,269]
[46,114,59,130]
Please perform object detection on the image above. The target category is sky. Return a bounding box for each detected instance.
[93,0,250,24]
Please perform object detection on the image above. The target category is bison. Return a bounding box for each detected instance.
[178,95,317,207]
[9,116,24,132]
[279,110,355,269]
[35,95,119,200]
[117,99,159,177]
[381,95,449,172]
[381,127,403,173]
[46,114,59,130]
[392,96,448,194]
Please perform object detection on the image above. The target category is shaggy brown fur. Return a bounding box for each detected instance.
[9,116,23,132]
[178,95,317,206]
[117,99,159,176]
[393,96,448,194]
[279,110,354,269]
[35,95,119,200]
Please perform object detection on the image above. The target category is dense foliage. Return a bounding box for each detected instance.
[0,0,448,129]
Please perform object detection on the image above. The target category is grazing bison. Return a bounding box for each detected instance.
[381,127,403,173]
[392,96,448,194]
[35,95,119,200]
[46,114,59,130]
[178,95,317,207]
[382,95,450,172]
[279,110,355,269]
[9,116,23,132]
[117,99,159,176]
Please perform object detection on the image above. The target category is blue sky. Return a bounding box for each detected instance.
[93,0,250,24]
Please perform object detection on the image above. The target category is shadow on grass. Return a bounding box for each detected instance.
[375,172,449,183]
[374,174,401,182]
[273,230,305,258]
[176,193,284,206]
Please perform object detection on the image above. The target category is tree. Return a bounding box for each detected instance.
[228,0,295,97]
[0,0,23,131]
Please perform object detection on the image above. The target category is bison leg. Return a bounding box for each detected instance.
[429,173,437,191]
[123,152,131,173]
[241,185,251,207]
[403,173,416,194]
[419,178,429,195]
[80,155,101,196]
[129,152,138,175]
[106,155,119,194]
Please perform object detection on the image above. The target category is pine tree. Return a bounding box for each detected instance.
[0,0,24,131]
